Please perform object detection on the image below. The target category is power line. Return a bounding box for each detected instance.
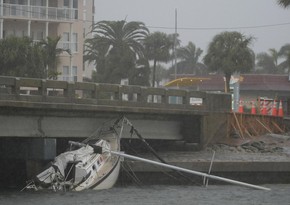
[147,22,290,31]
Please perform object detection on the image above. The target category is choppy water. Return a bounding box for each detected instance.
[1,184,290,205]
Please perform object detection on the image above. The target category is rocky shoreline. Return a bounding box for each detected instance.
[203,133,290,161]
[141,133,290,161]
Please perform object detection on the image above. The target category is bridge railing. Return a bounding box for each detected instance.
[0,76,231,112]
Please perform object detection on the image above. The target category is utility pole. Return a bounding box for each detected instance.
[174,8,177,79]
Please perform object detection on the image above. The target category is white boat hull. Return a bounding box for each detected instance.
[30,128,121,191]
[91,159,121,190]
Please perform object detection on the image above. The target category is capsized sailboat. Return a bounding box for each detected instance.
[23,119,123,191]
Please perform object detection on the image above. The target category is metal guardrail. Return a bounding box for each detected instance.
[0,76,231,112]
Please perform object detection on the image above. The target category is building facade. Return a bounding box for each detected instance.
[165,74,290,114]
[0,0,95,82]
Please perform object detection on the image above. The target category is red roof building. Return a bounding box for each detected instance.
[165,74,290,114]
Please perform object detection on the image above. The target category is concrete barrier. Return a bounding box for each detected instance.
[0,76,231,113]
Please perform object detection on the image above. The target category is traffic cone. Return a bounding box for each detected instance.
[271,100,277,116]
[261,100,267,115]
[278,100,284,117]
[251,101,256,114]
[238,100,244,113]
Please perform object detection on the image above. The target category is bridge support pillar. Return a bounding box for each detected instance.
[0,138,56,188]
[0,138,56,160]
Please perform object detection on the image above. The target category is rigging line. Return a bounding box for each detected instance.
[20,180,36,191]
[123,117,198,184]
[2,5,290,31]
[121,163,142,186]
[82,116,123,144]
[121,140,142,157]
[121,137,190,184]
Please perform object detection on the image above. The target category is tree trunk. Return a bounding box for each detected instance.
[224,73,231,93]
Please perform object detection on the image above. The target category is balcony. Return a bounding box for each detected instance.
[1,3,78,22]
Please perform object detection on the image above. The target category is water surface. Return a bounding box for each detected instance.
[1,184,290,205]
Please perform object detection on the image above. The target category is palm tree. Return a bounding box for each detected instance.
[204,31,254,93]
[0,36,68,79]
[85,20,149,83]
[176,41,205,75]
[84,36,110,82]
[143,32,173,87]
[0,36,31,76]
[278,44,290,73]
[0,36,46,78]
[154,64,168,87]
[277,0,290,7]
[129,58,150,86]
[25,41,47,78]
[91,20,148,59]
[256,48,281,74]
[40,36,71,80]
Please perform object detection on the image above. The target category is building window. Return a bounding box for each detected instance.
[74,10,78,20]
[72,66,77,81]
[61,32,77,52]
[62,66,70,81]
[73,0,78,8]
[64,0,69,7]
[31,31,43,41]
[62,32,70,50]
[62,66,77,82]
[37,31,43,40]
[83,10,86,21]
[72,33,78,53]
[11,5,17,15]
[31,0,45,6]
[63,66,69,75]
[73,0,78,19]
[5,0,30,5]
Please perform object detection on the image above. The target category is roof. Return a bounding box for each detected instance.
[164,74,290,91]
[239,74,290,91]
[164,77,210,87]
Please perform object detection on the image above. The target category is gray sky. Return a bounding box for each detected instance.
[94,0,290,56]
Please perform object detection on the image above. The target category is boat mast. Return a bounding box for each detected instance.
[110,151,271,191]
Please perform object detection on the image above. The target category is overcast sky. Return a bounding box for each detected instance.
[94,0,290,56]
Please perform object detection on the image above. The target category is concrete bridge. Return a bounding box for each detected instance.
[0,76,231,161]
[2,76,290,187]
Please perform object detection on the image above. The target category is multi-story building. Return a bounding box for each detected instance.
[0,0,95,82]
